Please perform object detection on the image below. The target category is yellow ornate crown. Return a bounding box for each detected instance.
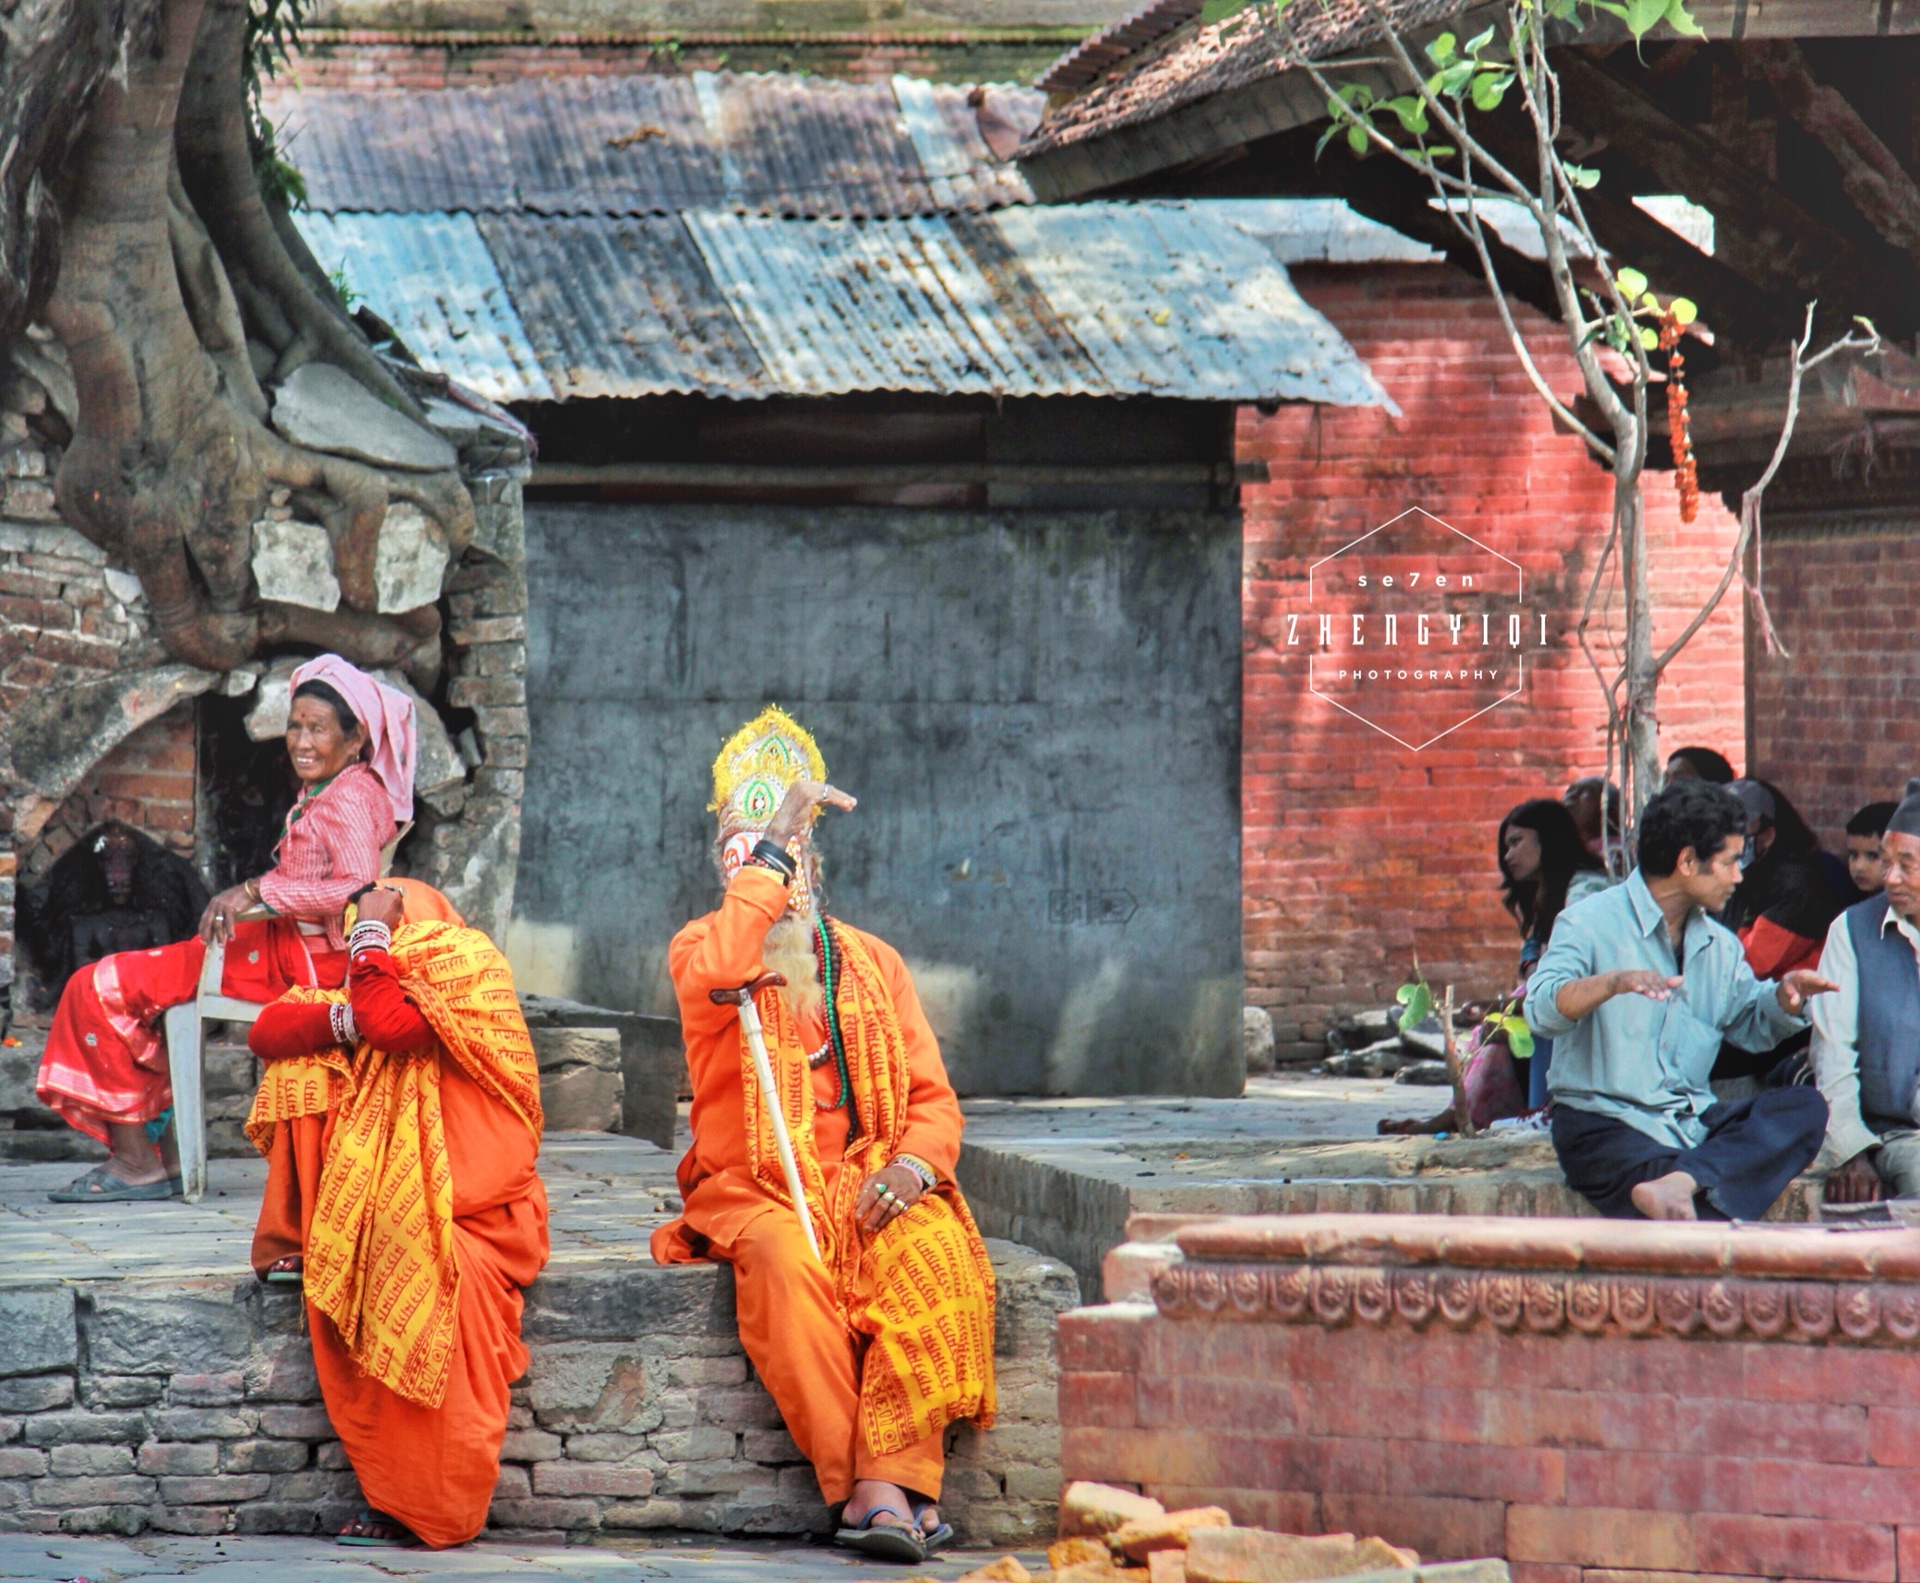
[710,705,826,831]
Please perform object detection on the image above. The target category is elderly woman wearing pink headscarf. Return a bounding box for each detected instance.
[36,655,419,1202]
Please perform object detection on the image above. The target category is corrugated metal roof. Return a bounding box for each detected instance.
[992,203,1395,407]
[266,72,1041,218]
[476,214,768,398]
[297,204,1391,405]
[294,211,554,403]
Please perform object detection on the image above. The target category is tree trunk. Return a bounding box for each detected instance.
[1615,462,1663,818]
[14,0,466,682]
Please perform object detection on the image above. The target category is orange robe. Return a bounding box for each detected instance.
[651,866,977,1505]
[250,911,547,1549]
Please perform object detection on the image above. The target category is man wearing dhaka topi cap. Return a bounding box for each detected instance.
[651,707,996,1566]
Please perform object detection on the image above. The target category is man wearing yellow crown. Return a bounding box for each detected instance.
[650,706,996,1565]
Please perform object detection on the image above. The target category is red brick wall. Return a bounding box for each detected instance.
[22,703,198,884]
[1061,1302,1920,1583]
[1748,522,1920,854]
[1241,266,1748,1059]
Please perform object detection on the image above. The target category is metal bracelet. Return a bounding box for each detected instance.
[751,839,797,879]
[890,1154,938,1192]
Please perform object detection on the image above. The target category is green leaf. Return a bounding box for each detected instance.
[1436,59,1477,95]
[1565,162,1601,190]
[1670,297,1698,326]
[1464,22,1496,56]
[1614,266,1649,299]
[1585,0,1629,18]
[1315,121,1346,160]
[1663,0,1707,37]
[1425,29,1457,65]
[1639,324,1660,350]
[1501,1016,1535,1061]
[1856,315,1878,334]
[1623,0,1668,38]
[1347,123,1370,154]
[1470,71,1511,111]
[1639,290,1660,309]
[1422,144,1458,161]
[1383,94,1429,134]
[1397,981,1433,1033]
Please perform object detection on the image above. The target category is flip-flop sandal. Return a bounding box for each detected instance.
[48,1166,177,1203]
[337,1509,420,1548]
[834,1506,926,1564]
[260,1256,304,1286]
[909,1496,955,1554]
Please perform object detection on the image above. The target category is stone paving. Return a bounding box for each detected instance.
[0,1530,1044,1580]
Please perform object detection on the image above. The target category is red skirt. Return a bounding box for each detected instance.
[35,919,349,1144]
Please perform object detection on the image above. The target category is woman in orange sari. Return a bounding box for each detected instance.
[37,655,416,1201]
[246,884,547,1549]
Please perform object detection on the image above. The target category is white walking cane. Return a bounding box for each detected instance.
[711,972,822,1263]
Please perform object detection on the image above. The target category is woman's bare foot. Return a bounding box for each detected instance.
[1631,1171,1700,1220]
[840,1478,917,1534]
[104,1122,170,1186]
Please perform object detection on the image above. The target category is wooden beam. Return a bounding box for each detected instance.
[1554,52,1917,333]
[1739,38,1920,272]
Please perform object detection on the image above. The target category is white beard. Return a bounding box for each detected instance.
[762,910,824,1022]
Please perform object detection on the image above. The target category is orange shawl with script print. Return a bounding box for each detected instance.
[245,920,541,1407]
[741,923,997,1457]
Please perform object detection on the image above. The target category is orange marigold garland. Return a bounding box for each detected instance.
[1659,307,1699,523]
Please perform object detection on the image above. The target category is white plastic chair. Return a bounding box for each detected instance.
[162,824,410,1203]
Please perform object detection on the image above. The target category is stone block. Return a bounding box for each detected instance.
[172,1372,247,1407]
[495,1465,533,1500]
[151,1408,255,1440]
[243,1336,319,1402]
[661,1460,772,1497]
[49,1444,135,1476]
[664,1355,748,1388]
[0,1374,74,1412]
[32,1475,157,1507]
[232,1502,325,1534]
[23,1412,146,1446]
[222,1439,309,1474]
[601,1499,686,1529]
[79,1376,164,1408]
[0,1289,76,1375]
[532,1463,656,1498]
[487,1497,601,1530]
[257,1405,333,1440]
[560,1432,649,1463]
[699,1388,783,1431]
[653,1427,737,1464]
[149,1505,233,1535]
[0,1448,48,1477]
[742,1429,802,1465]
[521,1344,653,1432]
[270,363,457,474]
[269,1470,360,1502]
[251,520,339,612]
[55,1504,149,1536]
[87,1292,251,1376]
[534,1041,622,1133]
[499,1428,563,1462]
[138,1442,220,1476]
[373,502,451,614]
[158,1474,272,1505]
[316,1441,351,1471]
[522,1264,734,1344]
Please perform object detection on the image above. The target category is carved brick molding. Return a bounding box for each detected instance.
[1150,1259,1920,1346]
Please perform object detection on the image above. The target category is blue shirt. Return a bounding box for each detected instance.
[1524,869,1806,1148]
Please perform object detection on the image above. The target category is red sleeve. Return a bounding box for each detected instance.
[1741,915,1823,982]
[249,1000,340,1061]
[348,948,436,1051]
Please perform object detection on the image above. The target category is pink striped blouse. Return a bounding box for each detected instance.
[256,763,397,950]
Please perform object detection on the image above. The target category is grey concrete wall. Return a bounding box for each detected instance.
[516,502,1242,1096]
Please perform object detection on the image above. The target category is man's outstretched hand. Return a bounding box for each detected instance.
[1777,970,1839,1015]
[1825,1149,1885,1205]
[764,780,857,850]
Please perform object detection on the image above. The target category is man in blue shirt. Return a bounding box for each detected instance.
[1525,779,1835,1220]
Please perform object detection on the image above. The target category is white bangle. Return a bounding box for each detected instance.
[328,1002,358,1046]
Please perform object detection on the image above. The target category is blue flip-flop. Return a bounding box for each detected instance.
[834,1505,926,1564]
[48,1166,177,1203]
[337,1508,421,1548]
[910,1495,955,1554]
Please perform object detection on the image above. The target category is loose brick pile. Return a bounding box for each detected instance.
[1062,1213,1920,1583]
[0,1239,1074,1544]
[1239,267,1749,1062]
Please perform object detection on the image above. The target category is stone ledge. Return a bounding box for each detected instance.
[0,1241,1074,1544]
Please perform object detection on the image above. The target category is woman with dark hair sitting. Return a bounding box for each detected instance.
[1380,798,1609,1135]
[35,654,417,1201]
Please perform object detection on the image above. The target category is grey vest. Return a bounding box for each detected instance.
[1846,894,1920,1133]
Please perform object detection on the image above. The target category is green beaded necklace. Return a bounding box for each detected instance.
[814,916,862,1142]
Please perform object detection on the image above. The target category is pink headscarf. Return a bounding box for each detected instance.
[289,654,418,823]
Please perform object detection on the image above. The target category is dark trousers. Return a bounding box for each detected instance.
[1551,1087,1827,1221]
